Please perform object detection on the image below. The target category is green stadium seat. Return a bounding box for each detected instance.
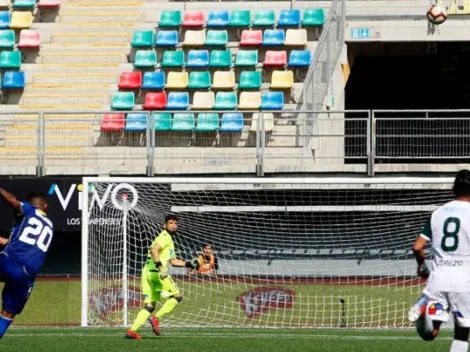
[153,112,172,130]
[253,10,276,27]
[229,10,251,27]
[188,71,211,89]
[209,50,232,68]
[0,30,15,49]
[239,71,262,89]
[196,113,219,131]
[205,30,228,46]
[13,0,36,8]
[131,30,154,48]
[158,10,182,28]
[214,91,237,110]
[161,50,184,68]
[111,91,135,110]
[134,50,157,68]
[0,51,21,69]
[235,50,258,67]
[302,8,325,26]
[172,113,195,131]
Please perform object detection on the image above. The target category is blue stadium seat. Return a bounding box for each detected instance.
[2,71,25,89]
[221,113,244,132]
[172,113,195,131]
[155,30,179,47]
[260,91,284,110]
[124,113,148,131]
[166,92,190,110]
[0,12,10,29]
[263,29,284,46]
[288,50,312,67]
[278,9,301,26]
[187,49,209,68]
[142,71,165,90]
[207,10,229,27]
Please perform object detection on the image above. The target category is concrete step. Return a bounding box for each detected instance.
[32,72,117,84]
[51,32,132,44]
[38,45,129,53]
[25,85,114,92]
[19,103,104,110]
[22,93,108,105]
[39,52,127,63]
[66,1,143,7]
[60,12,140,23]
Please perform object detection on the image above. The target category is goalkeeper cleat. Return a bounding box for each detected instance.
[125,329,142,340]
[149,315,160,336]
[408,296,428,323]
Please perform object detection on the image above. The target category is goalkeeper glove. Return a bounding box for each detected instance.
[185,258,200,270]
[155,261,168,280]
[417,263,430,279]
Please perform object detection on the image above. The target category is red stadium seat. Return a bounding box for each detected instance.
[143,92,167,110]
[37,0,61,7]
[263,50,287,67]
[101,114,125,131]
[182,10,204,27]
[118,71,142,89]
[17,30,41,48]
[240,30,262,46]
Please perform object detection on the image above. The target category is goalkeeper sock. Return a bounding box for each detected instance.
[130,309,152,332]
[450,340,469,352]
[0,315,13,339]
[155,298,179,320]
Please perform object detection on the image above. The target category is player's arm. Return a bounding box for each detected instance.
[0,188,22,214]
[170,257,200,269]
[412,217,432,279]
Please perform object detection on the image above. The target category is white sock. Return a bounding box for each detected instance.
[450,340,468,352]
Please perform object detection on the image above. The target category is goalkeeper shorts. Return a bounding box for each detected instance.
[141,267,180,304]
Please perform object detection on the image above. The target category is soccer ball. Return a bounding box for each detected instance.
[427,4,448,25]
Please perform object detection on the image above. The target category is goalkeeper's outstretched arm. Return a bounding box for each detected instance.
[170,257,200,270]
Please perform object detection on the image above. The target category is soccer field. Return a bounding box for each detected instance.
[3,327,453,352]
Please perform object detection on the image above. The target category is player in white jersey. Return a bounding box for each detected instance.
[408,169,470,352]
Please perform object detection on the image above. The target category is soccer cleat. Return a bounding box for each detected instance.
[125,329,142,340]
[408,296,428,322]
[149,315,160,336]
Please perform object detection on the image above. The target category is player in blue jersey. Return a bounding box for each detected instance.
[0,188,54,338]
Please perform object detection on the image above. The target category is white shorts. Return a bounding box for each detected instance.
[423,287,470,327]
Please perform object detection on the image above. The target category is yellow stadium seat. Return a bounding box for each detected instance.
[0,0,11,7]
[238,92,261,109]
[192,91,215,110]
[271,70,294,89]
[166,71,189,89]
[212,71,236,89]
[284,29,307,46]
[250,113,274,132]
[10,11,33,29]
[183,30,206,46]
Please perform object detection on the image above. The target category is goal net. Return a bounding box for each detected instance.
[81,177,453,328]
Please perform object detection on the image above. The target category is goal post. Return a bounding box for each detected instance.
[81,177,454,328]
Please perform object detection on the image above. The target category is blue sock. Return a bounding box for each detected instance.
[0,315,13,338]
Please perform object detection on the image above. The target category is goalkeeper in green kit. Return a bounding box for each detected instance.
[126,214,200,340]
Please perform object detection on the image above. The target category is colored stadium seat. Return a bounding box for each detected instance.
[171,113,195,131]
[158,10,182,28]
[209,50,232,68]
[220,113,244,132]
[153,112,172,131]
[205,30,228,46]
[142,71,165,90]
[196,113,219,131]
[134,50,157,68]
[192,91,215,109]
[0,30,15,49]
[17,29,40,48]
[0,0,10,7]
[263,30,284,46]
[182,10,204,27]
[240,30,262,46]
[0,51,21,69]
[212,71,235,89]
[253,10,276,27]
[238,71,262,89]
[214,91,237,110]
[235,50,258,67]
[125,113,147,132]
[131,30,154,48]
[160,50,184,68]
[188,71,211,89]
[260,91,284,110]
[166,71,188,89]
[111,91,135,110]
[302,8,325,26]
[2,71,25,88]
[166,92,189,110]
[284,29,307,46]
[0,11,9,29]
[250,112,274,132]
[38,0,61,7]
[264,50,287,67]
[101,113,125,131]
[186,50,209,68]
[13,0,36,8]
[143,92,167,110]
[155,30,178,47]
[118,71,142,89]
[183,30,205,46]
[278,9,301,27]
[229,10,251,27]
[238,91,261,109]
[207,10,229,27]
[9,11,32,29]
[271,70,294,89]
[288,50,312,67]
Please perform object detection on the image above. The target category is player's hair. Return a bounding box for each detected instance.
[164,214,178,223]
[27,191,48,204]
[203,242,213,248]
[453,169,470,198]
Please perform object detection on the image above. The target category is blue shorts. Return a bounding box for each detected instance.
[0,253,35,315]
